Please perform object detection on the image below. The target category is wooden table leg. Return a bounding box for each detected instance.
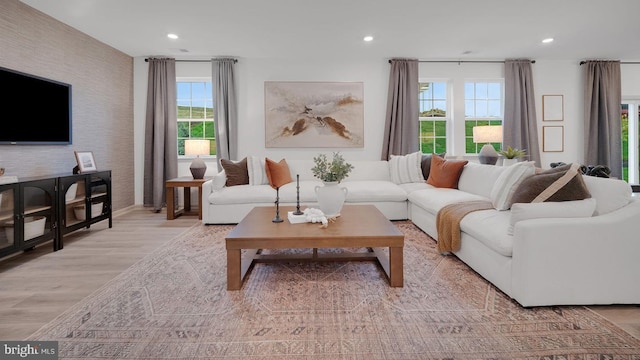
[183,187,191,212]
[166,186,175,220]
[198,185,203,220]
[388,246,404,287]
[227,248,242,290]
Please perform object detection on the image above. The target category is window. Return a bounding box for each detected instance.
[621,101,639,183]
[464,81,503,154]
[177,81,215,156]
[419,81,448,154]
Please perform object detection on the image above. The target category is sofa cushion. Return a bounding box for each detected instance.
[426,155,468,189]
[220,157,249,187]
[408,188,489,216]
[247,156,269,185]
[265,158,293,189]
[582,175,632,215]
[490,161,536,210]
[458,162,507,198]
[398,182,434,195]
[508,198,596,235]
[511,163,590,203]
[389,151,423,184]
[341,181,408,202]
[345,161,392,182]
[208,184,276,204]
[460,210,513,257]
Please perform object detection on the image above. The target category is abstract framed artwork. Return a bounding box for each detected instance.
[542,95,564,121]
[264,81,364,148]
[543,126,564,152]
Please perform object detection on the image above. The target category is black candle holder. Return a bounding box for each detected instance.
[272,187,283,223]
[293,174,304,215]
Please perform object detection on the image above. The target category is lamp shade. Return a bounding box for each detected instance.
[472,125,503,143]
[184,139,210,179]
[184,139,210,156]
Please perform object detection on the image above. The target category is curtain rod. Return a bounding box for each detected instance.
[579,61,640,65]
[388,60,535,64]
[144,58,237,63]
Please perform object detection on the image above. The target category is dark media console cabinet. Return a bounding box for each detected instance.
[0,170,112,259]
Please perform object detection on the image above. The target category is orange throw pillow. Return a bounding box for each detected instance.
[265,158,293,189]
[426,155,468,189]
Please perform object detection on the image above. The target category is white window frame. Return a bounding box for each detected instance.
[176,77,215,158]
[463,79,505,155]
[418,79,451,154]
[622,99,639,184]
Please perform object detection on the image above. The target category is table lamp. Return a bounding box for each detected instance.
[184,139,210,179]
[473,125,502,165]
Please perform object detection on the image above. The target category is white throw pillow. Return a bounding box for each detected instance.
[490,161,535,210]
[508,198,596,235]
[389,151,423,184]
[247,156,269,185]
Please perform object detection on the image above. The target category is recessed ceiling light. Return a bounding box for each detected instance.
[167,33,179,40]
[542,38,554,43]
[363,35,374,42]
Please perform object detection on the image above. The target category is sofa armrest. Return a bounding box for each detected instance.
[510,199,640,306]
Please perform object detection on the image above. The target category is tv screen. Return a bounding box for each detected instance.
[0,66,72,145]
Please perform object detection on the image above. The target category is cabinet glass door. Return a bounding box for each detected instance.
[0,187,16,252]
[22,183,54,244]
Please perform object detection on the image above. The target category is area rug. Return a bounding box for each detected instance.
[28,221,640,359]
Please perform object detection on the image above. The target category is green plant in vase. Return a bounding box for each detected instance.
[498,146,526,166]
[311,152,353,183]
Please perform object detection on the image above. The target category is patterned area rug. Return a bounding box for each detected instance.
[28,221,640,359]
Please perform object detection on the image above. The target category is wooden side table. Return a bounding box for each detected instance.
[165,176,212,220]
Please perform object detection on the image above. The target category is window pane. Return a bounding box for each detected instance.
[488,100,501,117]
[476,101,488,117]
[420,120,433,136]
[433,82,446,99]
[434,121,446,136]
[421,138,434,153]
[464,83,474,99]
[205,100,214,119]
[209,139,217,155]
[488,83,501,99]
[464,100,474,117]
[177,83,191,99]
[177,138,185,156]
[465,137,476,153]
[475,83,488,99]
[435,138,446,154]
[177,122,189,137]
[177,100,191,118]
[433,101,446,116]
[191,99,205,118]
[190,121,204,137]
[204,121,215,138]
[191,82,205,99]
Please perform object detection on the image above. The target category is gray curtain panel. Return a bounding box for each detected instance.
[143,58,178,211]
[381,58,419,160]
[583,60,622,179]
[212,58,238,167]
[503,59,541,167]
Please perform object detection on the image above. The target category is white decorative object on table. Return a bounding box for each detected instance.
[311,152,353,218]
[303,208,328,227]
[315,182,348,218]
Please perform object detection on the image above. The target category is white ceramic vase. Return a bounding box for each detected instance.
[314,181,348,218]
[502,158,518,166]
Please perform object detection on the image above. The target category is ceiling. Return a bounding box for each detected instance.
[20,0,640,61]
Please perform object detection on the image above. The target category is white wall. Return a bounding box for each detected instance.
[133,58,640,205]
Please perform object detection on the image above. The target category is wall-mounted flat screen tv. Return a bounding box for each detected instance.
[0,66,72,145]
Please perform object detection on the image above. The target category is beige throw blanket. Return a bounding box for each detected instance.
[436,200,494,254]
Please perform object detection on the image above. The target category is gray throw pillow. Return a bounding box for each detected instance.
[421,152,446,180]
[511,163,591,204]
[220,157,249,187]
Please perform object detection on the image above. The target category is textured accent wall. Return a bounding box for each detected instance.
[0,0,134,211]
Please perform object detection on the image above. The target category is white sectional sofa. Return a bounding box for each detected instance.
[201,156,640,307]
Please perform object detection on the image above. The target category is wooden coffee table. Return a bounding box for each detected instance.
[225,204,404,290]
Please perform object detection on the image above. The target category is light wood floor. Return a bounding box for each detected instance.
[0,208,638,341]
